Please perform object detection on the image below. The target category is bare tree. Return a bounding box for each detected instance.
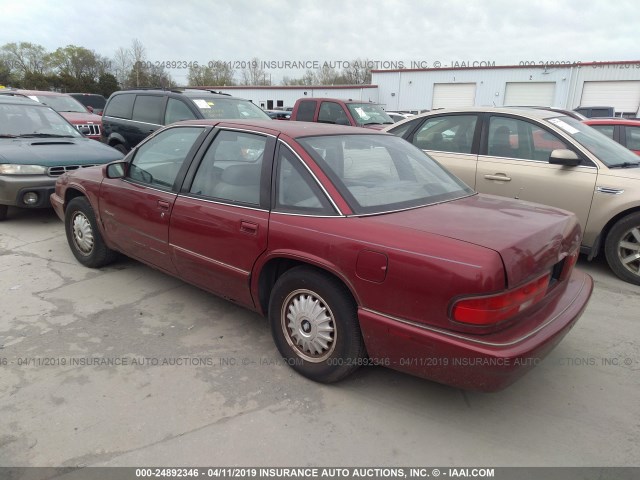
[188,62,235,86]
[342,58,372,84]
[241,57,270,86]
[112,47,132,87]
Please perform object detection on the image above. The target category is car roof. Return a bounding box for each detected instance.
[384,107,565,129]
[8,89,68,97]
[298,97,383,105]
[0,95,46,106]
[174,119,390,137]
[583,118,640,125]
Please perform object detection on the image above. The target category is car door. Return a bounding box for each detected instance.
[475,115,598,228]
[404,114,480,187]
[99,126,208,273]
[169,128,275,308]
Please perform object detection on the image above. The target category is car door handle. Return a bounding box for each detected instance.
[240,221,258,235]
[484,174,512,182]
[157,200,171,211]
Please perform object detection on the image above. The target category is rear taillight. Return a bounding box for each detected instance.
[452,273,551,326]
[559,250,579,281]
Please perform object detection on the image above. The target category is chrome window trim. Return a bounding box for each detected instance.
[177,193,269,212]
[170,244,250,276]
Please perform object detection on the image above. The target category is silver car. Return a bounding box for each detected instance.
[384,107,640,285]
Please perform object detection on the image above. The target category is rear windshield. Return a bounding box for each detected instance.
[298,134,473,215]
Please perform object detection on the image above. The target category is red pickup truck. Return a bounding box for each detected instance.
[290,97,394,129]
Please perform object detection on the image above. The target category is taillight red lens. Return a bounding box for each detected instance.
[452,273,551,325]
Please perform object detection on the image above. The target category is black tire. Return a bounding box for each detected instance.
[112,143,128,155]
[64,197,118,268]
[0,204,7,221]
[268,266,366,383]
[604,212,640,286]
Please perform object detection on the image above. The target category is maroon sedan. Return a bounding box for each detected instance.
[50,120,593,391]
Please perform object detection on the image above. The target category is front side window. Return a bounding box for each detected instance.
[488,116,569,161]
[318,102,349,125]
[412,115,477,153]
[129,127,205,189]
[190,130,267,205]
[298,134,472,214]
[165,98,197,124]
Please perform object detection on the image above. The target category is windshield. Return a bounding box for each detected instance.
[298,134,473,214]
[346,103,394,126]
[547,116,639,167]
[0,103,82,137]
[28,94,88,113]
[189,97,270,120]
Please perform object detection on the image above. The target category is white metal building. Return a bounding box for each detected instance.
[200,85,379,110]
[370,61,640,115]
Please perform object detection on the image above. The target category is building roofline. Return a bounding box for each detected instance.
[371,60,640,74]
[192,84,379,90]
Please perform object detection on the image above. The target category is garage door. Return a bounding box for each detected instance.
[581,81,640,113]
[432,83,476,109]
[504,82,556,106]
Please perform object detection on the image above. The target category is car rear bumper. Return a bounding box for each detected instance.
[358,269,593,392]
[0,175,56,208]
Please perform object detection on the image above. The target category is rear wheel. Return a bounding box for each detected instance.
[604,212,640,285]
[268,267,366,383]
[65,197,117,268]
[0,204,7,221]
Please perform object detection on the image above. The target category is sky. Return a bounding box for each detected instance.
[1,0,639,85]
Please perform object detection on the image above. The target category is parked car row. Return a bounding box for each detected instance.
[0,88,103,140]
[0,95,122,221]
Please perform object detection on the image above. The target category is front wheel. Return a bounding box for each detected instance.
[604,212,640,285]
[268,267,366,383]
[65,197,118,268]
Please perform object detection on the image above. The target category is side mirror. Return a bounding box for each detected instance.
[86,106,94,113]
[549,149,581,167]
[106,161,127,179]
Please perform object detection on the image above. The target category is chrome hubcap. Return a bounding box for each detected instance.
[282,289,336,363]
[618,226,640,276]
[72,212,94,255]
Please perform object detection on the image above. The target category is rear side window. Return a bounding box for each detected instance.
[132,95,164,124]
[296,101,316,122]
[104,93,135,119]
